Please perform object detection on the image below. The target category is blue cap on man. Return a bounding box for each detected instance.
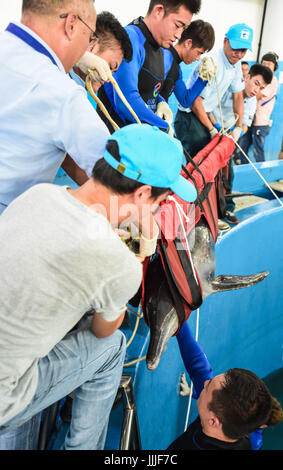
[225,23,253,51]
[103,124,197,203]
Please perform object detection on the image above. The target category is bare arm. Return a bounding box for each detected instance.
[208,112,217,125]
[190,96,214,131]
[91,311,125,338]
[232,91,244,128]
[61,154,89,186]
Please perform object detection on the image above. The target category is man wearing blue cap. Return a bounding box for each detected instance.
[209,63,273,224]
[174,23,254,159]
[0,124,197,450]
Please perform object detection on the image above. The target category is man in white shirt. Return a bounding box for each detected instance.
[174,23,253,157]
[0,0,114,215]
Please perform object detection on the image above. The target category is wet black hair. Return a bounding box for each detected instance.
[209,368,273,440]
[95,11,133,62]
[147,0,201,15]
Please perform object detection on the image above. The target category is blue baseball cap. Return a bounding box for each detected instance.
[225,24,253,51]
[103,124,197,202]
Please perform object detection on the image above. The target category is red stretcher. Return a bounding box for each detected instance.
[142,134,236,333]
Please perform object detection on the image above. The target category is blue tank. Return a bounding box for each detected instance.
[53,161,283,450]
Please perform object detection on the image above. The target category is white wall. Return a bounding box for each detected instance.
[0,0,275,62]
[95,0,264,61]
[0,1,22,31]
[261,0,283,59]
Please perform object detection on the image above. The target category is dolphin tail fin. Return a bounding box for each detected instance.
[211,271,269,293]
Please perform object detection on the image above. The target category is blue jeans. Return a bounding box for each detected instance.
[0,321,126,450]
[236,125,270,164]
[252,125,270,162]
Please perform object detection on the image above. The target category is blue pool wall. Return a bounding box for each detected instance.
[104,186,283,450]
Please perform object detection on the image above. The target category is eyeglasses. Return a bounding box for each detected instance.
[60,13,98,45]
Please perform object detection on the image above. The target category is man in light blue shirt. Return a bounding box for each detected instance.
[213,89,257,131]
[209,63,273,222]
[0,0,111,214]
[174,23,253,157]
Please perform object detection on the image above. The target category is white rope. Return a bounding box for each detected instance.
[215,72,225,133]
[219,114,239,136]
[184,308,200,431]
[167,195,199,286]
[231,138,283,209]
[165,197,202,430]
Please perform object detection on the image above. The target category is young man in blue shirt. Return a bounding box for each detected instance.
[167,322,283,450]
[158,20,215,108]
[96,0,202,133]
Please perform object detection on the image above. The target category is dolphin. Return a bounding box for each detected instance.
[144,218,269,371]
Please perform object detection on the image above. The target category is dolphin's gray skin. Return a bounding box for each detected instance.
[144,218,269,371]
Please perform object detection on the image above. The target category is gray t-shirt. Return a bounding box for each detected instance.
[0,184,142,426]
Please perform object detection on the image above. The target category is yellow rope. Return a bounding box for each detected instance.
[121,302,147,368]
[124,356,146,368]
[86,73,141,128]
[126,303,143,349]
[85,76,120,131]
[109,76,141,124]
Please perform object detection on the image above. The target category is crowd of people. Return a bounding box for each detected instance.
[0,0,282,451]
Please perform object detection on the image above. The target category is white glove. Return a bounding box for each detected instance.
[209,127,218,139]
[232,126,243,142]
[199,57,217,84]
[156,101,174,136]
[156,101,173,125]
[118,221,159,262]
[180,373,191,396]
[76,51,112,82]
[139,232,158,259]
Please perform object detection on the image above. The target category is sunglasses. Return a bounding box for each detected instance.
[60,13,98,45]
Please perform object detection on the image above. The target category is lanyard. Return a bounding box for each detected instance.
[6,22,58,67]
[261,95,276,107]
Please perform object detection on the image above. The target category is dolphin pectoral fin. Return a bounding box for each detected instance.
[146,308,179,371]
[210,271,269,293]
